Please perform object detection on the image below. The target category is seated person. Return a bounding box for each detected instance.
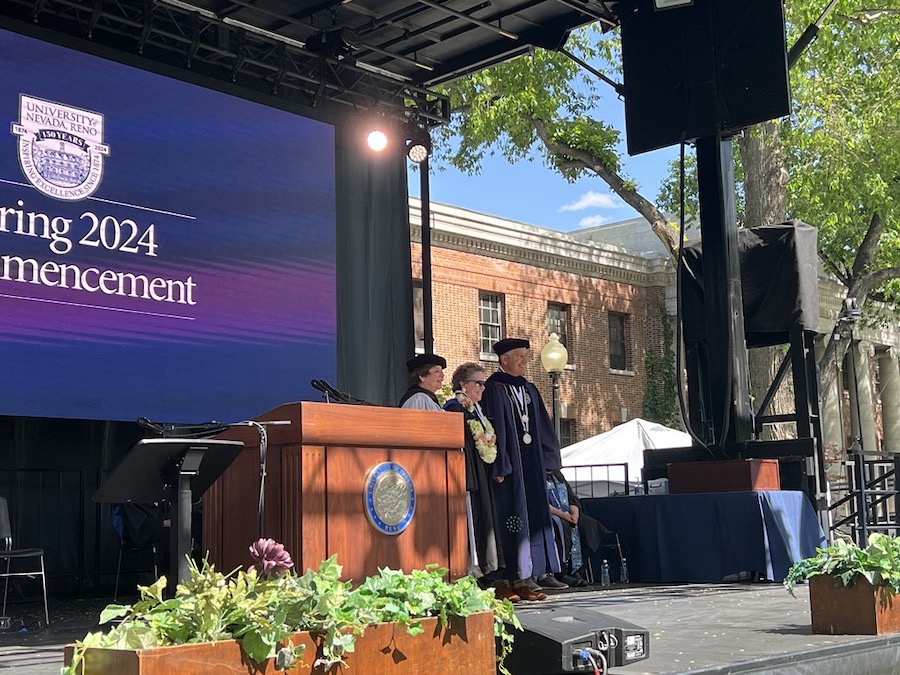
[546,469,610,586]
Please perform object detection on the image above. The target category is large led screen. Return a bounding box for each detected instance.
[0,28,336,423]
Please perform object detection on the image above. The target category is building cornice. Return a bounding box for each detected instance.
[409,197,900,349]
[818,276,900,347]
[409,197,672,289]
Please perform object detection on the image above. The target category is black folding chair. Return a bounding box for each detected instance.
[0,497,49,625]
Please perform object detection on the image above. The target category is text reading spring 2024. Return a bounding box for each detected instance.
[0,198,196,305]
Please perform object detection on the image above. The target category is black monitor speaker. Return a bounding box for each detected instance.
[505,606,650,674]
[619,0,791,155]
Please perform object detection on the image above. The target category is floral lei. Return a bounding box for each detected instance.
[455,391,497,464]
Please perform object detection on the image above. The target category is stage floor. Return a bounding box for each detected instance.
[2,582,900,674]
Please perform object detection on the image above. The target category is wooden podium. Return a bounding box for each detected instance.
[202,402,466,582]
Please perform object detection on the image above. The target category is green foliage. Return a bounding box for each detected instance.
[656,145,745,229]
[784,533,900,597]
[350,564,521,671]
[546,116,622,181]
[642,311,679,428]
[62,554,519,675]
[784,5,900,290]
[436,383,454,405]
[436,26,631,186]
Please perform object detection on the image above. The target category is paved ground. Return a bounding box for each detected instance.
[1,581,898,674]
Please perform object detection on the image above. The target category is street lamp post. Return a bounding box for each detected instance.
[540,333,569,441]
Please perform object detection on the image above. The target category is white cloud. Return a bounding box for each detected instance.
[559,191,623,212]
[578,215,610,228]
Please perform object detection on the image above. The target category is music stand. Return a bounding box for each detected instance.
[95,438,244,593]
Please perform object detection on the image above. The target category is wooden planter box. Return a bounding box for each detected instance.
[64,612,496,675]
[810,575,900,635]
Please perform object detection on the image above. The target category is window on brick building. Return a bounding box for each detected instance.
[413,281,424,353]
[559,419,575,447]
[547,302,569,349]
[479,292,504,356]
[609,312,629,370]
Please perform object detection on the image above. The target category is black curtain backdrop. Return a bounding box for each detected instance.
[680,221,820,348]
[335,118,414,407]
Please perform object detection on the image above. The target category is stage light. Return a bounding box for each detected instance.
[406,126,431,163]
[407,141,429,163]
[367,130,388,152]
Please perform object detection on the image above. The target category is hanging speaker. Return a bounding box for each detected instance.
[619,0,791,155]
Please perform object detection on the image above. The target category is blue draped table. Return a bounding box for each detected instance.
[581,491,826,583]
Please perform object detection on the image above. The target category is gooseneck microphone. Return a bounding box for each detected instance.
[310,379,372,405]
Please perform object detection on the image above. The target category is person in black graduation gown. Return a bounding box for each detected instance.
[398,353,446,410]
[480,338,561,601]
[443,362,502,579]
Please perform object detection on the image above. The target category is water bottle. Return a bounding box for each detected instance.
[620,557,630,584]
[600,559,611,587]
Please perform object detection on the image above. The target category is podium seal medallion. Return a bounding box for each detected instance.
[364,462,415,535]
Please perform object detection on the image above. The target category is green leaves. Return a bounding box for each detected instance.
[62,553,518,675]
[642,310,679,427]
[97,604,129,625]
[784,533,900,597]
[436,26,624,183]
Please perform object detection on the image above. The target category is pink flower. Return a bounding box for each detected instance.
[249,538,294,577]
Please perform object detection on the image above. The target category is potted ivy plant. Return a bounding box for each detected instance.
[63,539,519,674]
[783,533,900,635]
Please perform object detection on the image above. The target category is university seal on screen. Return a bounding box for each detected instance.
[364,462,416,535]
[10,94,110,201]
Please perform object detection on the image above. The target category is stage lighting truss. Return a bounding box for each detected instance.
[0,0,451,127]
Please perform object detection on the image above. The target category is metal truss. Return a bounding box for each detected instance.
[1,0,450,125]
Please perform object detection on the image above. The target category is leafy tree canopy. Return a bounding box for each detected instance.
[782,4,900,305]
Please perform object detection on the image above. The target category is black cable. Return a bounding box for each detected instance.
[137,417,231,439]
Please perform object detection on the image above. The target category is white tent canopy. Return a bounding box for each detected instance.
[560,418,692,496]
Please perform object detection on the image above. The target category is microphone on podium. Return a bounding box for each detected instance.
[310,379,372,405]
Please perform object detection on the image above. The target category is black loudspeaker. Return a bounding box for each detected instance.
[505,606,650,674]
[619,0,791,155]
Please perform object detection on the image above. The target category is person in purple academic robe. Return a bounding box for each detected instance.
[480,338,561,601]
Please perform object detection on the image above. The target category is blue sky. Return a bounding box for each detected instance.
[408,95,679,233]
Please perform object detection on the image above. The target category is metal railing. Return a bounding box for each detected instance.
[560,463,633,499]
[828,451,900,545]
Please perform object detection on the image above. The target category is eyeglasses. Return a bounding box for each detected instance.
[467,380,486,387]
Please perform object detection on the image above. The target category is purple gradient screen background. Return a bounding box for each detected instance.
[0,28,336,423]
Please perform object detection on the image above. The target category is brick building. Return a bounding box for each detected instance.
[409,197,673,445]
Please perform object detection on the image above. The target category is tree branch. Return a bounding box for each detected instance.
[851,211,885,278]
[818,251,850,285]
[839,8,900,26]
[530,116,680,258]
[857,266,900,299]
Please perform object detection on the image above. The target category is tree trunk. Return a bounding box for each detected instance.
[738,123,792,439]
[738,121,787,230]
